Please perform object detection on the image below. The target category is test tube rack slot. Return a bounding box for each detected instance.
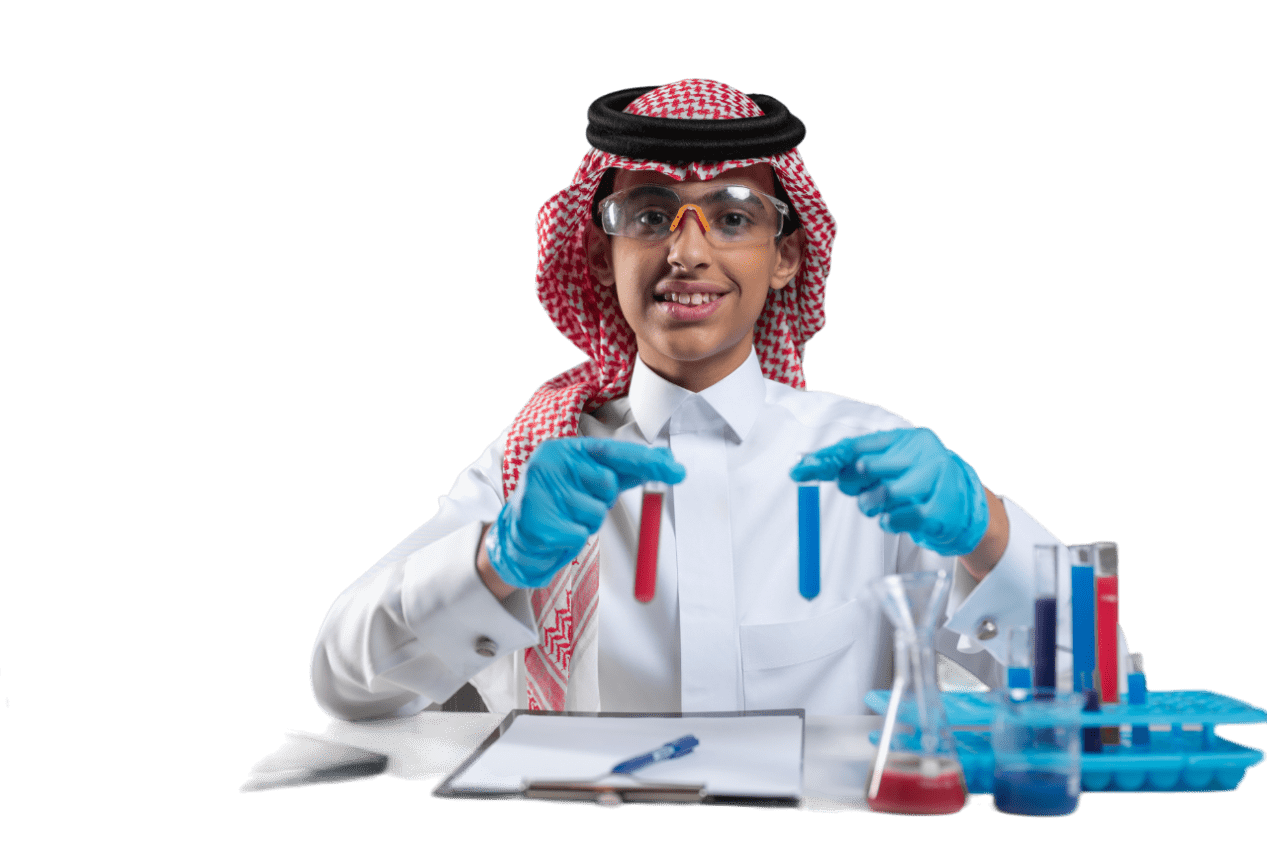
[863,689,1265,794]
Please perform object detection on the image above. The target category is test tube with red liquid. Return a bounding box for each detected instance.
[634,481,666,603]
[1093,541,1120,744]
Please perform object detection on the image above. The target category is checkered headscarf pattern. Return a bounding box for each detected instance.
[506,80,837,711]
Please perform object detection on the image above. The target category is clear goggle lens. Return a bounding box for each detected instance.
[599,183,789,245]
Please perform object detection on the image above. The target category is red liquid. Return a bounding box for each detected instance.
[634,491,663,603]
[1096,575,1119,743]
[867,755,967,815]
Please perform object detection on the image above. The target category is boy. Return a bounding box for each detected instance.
[312,80,1067,720]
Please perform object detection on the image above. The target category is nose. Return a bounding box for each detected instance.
[666,205,712,271]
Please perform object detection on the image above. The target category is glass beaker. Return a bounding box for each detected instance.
[866,570,967,814]
[991,690,1082,816]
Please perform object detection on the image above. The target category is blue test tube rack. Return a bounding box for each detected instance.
[864,689,1266,793]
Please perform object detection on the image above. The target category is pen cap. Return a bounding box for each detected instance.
[1092,542,1118,577]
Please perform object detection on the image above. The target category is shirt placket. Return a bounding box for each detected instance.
[669,395,741,711]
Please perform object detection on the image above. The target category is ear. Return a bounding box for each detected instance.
[769,229,805,291]
[585,222,615,287]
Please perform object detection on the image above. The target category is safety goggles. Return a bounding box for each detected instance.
[598,182,791,245]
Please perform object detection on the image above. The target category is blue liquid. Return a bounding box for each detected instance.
[1129,672,1150,747]
[1082,689,1103,753]
[1034,596,1057,694]
[797,484,820,599]
[994,770,1079,816]
[1071,565,1096,692]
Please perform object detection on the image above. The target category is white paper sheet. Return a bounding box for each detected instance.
[444,713,803,799]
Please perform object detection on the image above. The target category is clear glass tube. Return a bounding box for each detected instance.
[1069,544,1096,694]
[1092,541,1120,744]
[1033,545,1060,697]
[634,481,667,603]
[1006,627,1033,700]
[796,478,821,600]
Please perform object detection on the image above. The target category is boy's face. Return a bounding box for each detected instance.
[587,164,803,392]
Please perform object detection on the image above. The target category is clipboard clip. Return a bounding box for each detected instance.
[523,779,706,806]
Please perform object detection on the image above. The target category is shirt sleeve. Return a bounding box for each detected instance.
[310,429,539,721]
[935,497,1130,691]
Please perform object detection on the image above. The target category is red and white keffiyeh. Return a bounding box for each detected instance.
[503,79,837,710]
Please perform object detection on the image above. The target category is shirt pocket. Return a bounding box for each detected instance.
[739,600,873,713]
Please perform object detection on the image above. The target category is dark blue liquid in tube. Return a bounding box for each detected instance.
[797,484,820,600]
[1033,596,1057,697]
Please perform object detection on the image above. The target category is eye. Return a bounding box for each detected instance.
[719,211,752,229]
[635,210,670,227]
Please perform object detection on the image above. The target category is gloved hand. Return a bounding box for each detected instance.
[789,428,989,557]
[486,438,686,588]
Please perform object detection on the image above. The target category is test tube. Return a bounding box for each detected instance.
[634,481,666,603]
[1093,542,1120,744]
[1069,545,1096,693]
[1006,627,1033,701]
[1128,652,1149,748]
[1033,546,1060,698]
[796,469,821,600]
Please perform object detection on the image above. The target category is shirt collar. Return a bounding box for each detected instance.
[628,349,767,443]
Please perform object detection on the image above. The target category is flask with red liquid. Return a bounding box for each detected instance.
[866,570,968,814]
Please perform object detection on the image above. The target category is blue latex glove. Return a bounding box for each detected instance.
[789,428,989,557]
[486,438,686,589]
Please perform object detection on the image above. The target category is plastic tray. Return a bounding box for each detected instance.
[863,690,1266,793]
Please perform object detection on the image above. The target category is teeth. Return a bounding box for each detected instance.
[664,292,720,305]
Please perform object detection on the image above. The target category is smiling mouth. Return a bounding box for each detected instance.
[653,291,725,306]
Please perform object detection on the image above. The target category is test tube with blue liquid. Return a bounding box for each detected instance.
[796,456,820,600]
[1007,627,1033,701]
[1128,652,1150,748]
[1070,545,1101,752]
[1033,545,1060,698]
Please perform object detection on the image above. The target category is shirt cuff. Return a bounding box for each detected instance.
[392,520,539,702]
[944,497,1059,663]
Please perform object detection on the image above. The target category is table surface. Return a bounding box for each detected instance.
[285,712,879,809]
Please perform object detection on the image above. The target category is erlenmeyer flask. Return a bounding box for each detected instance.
[866,570,967,814]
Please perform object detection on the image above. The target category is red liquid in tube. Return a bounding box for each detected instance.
[634,491,663,603]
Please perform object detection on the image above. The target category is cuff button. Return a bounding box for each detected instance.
[976,619,998,640]
[475,636,498,658]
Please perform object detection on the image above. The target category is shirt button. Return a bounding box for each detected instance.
[475,636,498,658]
[976,619,998,640]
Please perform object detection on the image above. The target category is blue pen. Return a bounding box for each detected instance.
[611,735,700,775]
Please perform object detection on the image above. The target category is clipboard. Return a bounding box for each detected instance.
[433,708,805,806]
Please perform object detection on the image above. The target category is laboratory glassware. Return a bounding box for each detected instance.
[866,570,967,814]
[1093,541,1120,744]
[796,472,821,600]
[634,481,666,603]
[992,690,1083,815]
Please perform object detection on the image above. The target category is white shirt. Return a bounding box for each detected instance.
[311,351,1063,720]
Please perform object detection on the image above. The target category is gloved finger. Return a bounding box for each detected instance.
[879,502,929,535]
[853,429,940,479]
[790,430,903,482]
[558,491,610,535]
[835,465,877,496]
[871,459,941,508]
[577,439,686,490]
[856,484,891,517]
[565,458,621,509]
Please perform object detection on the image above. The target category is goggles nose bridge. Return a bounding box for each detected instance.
[669,203,711,234]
